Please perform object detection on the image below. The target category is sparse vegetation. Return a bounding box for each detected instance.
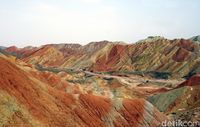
[102,70,172,79]
[35,64,79,74]
[67,79,86,84]
[103,77,114,81]
[183,70,196,80]
[35,64,61,73]
[148,71,171,79]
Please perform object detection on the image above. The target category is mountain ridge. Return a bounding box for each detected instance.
[2,36,200,78]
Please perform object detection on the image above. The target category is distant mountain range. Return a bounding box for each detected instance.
[2,35,200,78]
[0,46,6,50]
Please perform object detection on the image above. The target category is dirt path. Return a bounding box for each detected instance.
[84,71,184,87]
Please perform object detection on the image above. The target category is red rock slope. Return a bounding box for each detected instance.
[0,56,167,127]
[5,46,38,57]
[22,45,64,66]
[177,74,200,88]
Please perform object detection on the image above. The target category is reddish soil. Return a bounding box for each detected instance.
[179,39,195,52]
[0,57,167,126]
[119,99,146,127]
[91,44,129,72]
[5,46,18,52]
[177,75,200,88]
[172,48,191,62]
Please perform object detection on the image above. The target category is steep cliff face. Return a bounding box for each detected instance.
[0,56,167,127]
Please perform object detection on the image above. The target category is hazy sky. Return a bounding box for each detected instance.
[0,0,200,47]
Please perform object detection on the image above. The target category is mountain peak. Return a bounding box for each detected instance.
[5,46,19,52]
[137,36,166,43]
